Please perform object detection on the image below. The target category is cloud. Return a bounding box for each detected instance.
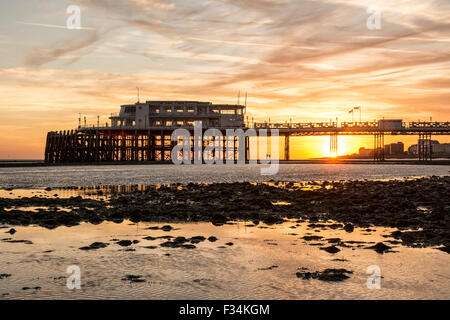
[17,21,95,30]
[126,0,175,11]
[1,0,450,159]
[25,31,102,67]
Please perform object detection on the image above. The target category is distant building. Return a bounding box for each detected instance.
[408,140,439,156]
[408,140,450,157]
[431,142,450,157]
[359,147,373,157]
[384,142,404,156]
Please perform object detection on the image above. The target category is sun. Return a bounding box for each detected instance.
[320,137,351,158]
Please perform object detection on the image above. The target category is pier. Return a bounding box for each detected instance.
[44,101,450,164]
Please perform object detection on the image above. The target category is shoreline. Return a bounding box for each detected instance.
[1,176,449,250]
[1,159,450,167]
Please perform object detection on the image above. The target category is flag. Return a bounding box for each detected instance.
[348,109,353,114]
[354,107,360,110]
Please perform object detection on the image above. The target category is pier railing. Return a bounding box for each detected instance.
[252,121,450,131]
[76,120,450,133]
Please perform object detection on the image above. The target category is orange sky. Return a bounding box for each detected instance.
[0,0,449,159]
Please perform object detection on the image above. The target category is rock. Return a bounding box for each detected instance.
[211,213,227,225]
[437,245,450,254]
[181,244,196,249]
[225,242,234,246]
[386,240,402,245]
[6,228,16,235]
[160,241,180,248]
[208,236,218,242]
[326,238,342,244]
[262,214,284,225]
[161,225,173,232]
[258,265,278,271]
[296,268,352,281]
[79,242,109,250]
[116,240,133,247]
[344,224,354,232]
[296,271,315,280]
[302,235,323,241]
[366,242,392,254]
[157,235,174,240]
[173,237,188,244]
[332,258,349,262]
[320,245,341,254]
[3,239,33,244]
[391,230,402,239]
[190,236,206,244]
[0,274,11,279]
[318,269,353,281]
[121,275,146,283]
[44,187,52,191]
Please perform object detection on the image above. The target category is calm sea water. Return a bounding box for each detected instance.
[0,163,449,188]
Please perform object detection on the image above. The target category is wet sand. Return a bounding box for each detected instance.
[1,176,449,249]
[0,176,449,299]
[0,220,449,300]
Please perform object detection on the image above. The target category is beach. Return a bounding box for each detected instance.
[0,164,449,299]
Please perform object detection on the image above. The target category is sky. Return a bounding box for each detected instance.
[0,0,449,159]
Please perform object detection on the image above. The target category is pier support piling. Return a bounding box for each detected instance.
[418,133,432,161]
[330,133,338,158]
[373,132,385,162]
[284,135,290,161]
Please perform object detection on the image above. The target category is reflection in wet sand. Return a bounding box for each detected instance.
[0,220,449,300]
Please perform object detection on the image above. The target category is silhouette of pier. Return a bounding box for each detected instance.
[252,120,450,161]
[44,101,450,164]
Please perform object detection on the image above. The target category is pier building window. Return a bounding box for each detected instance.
[221,110,236,115]
[125,106,135,114]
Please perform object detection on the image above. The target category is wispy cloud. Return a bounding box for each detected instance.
[24,31,102,67]
[17,21,96,30]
